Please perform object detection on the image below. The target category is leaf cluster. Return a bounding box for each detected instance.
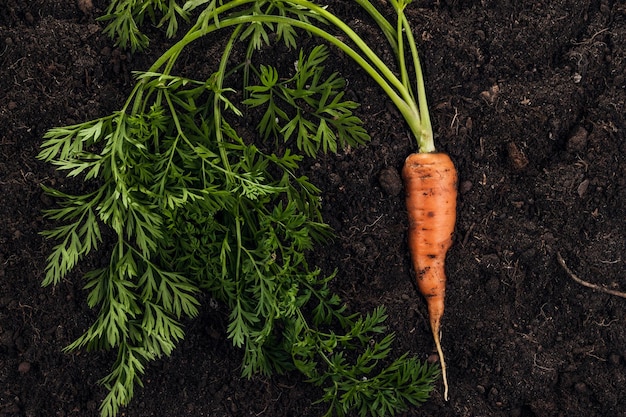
[291,306,439,417]
[245,45,370,156]
[40,68,324,414]
[99,0,189,51]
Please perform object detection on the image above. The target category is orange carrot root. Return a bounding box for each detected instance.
[402,152,457,401]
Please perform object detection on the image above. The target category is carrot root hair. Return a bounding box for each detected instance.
[432,326,449,401]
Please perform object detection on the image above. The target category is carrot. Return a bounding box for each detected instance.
[402,151,457,401]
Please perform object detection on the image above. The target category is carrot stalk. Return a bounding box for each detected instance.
[402,152,458,401]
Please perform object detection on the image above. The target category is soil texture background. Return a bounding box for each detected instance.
[1,0,626,416]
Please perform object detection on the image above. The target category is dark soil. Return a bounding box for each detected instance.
[2,0,626,416]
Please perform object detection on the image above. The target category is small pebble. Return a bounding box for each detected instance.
[577,179,589,197]
[459,180,473,194]
[427,353,439,364]
[507,142,529,171]
[567,126,589,153]
[329,172,342,186]
[574,382,588,394]
[77,0,94,14]
[18,361,31,374]
[480,84,500,104]
[378,166,403,196]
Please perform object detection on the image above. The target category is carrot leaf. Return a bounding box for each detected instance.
[244,45,370,157]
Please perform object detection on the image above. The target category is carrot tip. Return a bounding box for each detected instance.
[433,329,449,401]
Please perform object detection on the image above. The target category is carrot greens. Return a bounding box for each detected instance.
[39,1,441,416]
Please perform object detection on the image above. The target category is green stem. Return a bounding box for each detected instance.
[139,0,435,152]
[288,0,414,103]
[353,0,398,54]
[301,0,435,152]
[213,25,245,182]
[154,16,417,139]
[398,6,434,152]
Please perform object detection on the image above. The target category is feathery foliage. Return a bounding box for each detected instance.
[39,1,439,416]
